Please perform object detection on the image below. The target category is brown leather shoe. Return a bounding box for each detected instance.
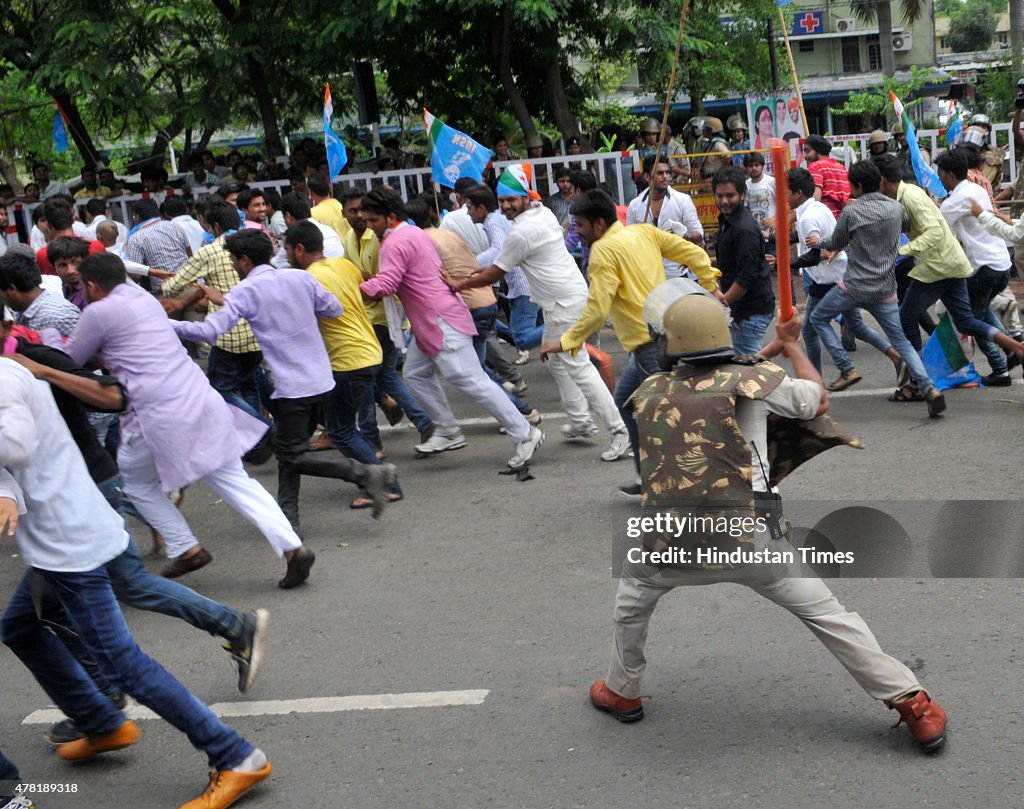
[891,690,948,752]
[589,679,644,722]
[57,719,140,761]
[178,762,272,809]
[161,547,213,579]
[278,546,316,589]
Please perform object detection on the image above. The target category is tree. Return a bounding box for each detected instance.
[947,1,997,52]
[829,65,941,132]
[849,1,927,78]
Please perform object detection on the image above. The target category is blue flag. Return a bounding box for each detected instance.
[775,0,792,6]
[53,105,68,153]
[945,104,962,149]
[890,91,946,200]
[424,108,492,186]
[323,84,347,181]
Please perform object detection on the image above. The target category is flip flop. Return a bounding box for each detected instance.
[350,493,404,510]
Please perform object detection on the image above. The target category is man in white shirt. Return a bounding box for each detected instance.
[0,358,272,809]
[272,192,345,266]
[32,162,70,200]
[160,196,209,253]
[743,152,776,239]
[449,164,630,462]
[626,157,703,280]
[83,198,128,243]
[937,149,1014,386]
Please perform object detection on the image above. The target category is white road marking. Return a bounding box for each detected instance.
[21,689,489,725]
[380,412,568,432]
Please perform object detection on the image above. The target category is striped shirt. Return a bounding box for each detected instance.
[807,157,850,220]
[125,219,192,281]
[16,289,81,336]
[820,192,908,304]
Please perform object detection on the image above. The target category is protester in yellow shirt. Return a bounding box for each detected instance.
[284,220,403,507]
[540,189,719,495]
[308,173,351,240]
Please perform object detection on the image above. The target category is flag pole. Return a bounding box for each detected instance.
[776,6,809,134]
[645,0,691,224]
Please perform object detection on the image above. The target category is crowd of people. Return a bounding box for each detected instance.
[2,100,1023,808]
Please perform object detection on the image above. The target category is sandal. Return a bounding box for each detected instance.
[827,369,862,392]
[350,492,404,510]
[887,383,925,403]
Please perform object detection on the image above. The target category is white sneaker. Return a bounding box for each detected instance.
[561,421,599,440]
[514,349,531,365]
[415,432,467,454]
[508,427,544,469]
[502,378,528,395]
[600,431,632,462]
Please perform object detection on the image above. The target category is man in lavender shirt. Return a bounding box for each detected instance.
[358,187,544,469]
[171,229,398,529]
[64,253,313,589]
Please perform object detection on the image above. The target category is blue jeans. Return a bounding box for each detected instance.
[324,366,401,496]
[495,296,544,349]
[472,305,532,412]
[614,343,663,475]
[206,346,267,424]
[901,278,1005,375]
[362,324,432,441]
[1,566,253,770]
[730,313,772,356]
[803,291,891,372]
[811,286,933,390]
[0,749,19,801]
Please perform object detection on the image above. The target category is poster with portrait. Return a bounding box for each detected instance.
[746,93,806,174]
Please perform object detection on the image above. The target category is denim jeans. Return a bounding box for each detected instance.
[206,346,267,424]
[614,343,663,474]
[472,305,531,412]
[966,266,1010,342]
[271,394,370,526]
[1,566,253,770]
[811,286,933,391]
[730,313,772,356]
[495,296,544,349]
[0,748,19,801]
[900,277,1005,375]
[361,324,432,442]
[805,300,894,373]
[324,367,401,496]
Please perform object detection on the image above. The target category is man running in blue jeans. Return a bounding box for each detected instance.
[0,358,271,809]
[807,160,946,416]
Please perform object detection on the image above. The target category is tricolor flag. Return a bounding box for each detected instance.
[889,91,946,199]
[424,108,492,186]
[945,101,962,148]
[922,312,981,391]
[53,102,68,153]
[775,0,792,6]
[323,83,347,181]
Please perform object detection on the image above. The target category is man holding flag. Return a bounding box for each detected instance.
[890,92,940,194]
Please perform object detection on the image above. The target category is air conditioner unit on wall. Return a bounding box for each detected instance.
[835,18,857,33]
[893,33,913,52]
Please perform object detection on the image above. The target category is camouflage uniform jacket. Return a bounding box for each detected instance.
[630,359,862,569]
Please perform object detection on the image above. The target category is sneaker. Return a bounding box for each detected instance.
[925,387,947,418]
[56,720,140,761]
[507,426,544,469]
[502,378,528,395]
[179,762,272,809]
[361,463,399,519]
[561,421,599,440]
[589,679,644,722]
[223,609,270,693]
[600,431,632,462]
[982,372,1012,387]
[618,482,642,497]
[45,686,126,744]
[826,368,862,392]
[513,349,531,365]
[521,409,542,426]
[379,394,404,426]
[890,691,948,753]
[2,797,36,809]
[415,432,467,454]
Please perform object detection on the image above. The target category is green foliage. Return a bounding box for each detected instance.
[829,66,942,125]
[947,1,998,52]
[976,62,1020,119]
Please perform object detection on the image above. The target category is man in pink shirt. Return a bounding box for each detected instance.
[359,187,543,469]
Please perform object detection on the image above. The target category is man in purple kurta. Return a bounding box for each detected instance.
[169,229,398,529]
[358,187,544,470]
[64,253,314,590]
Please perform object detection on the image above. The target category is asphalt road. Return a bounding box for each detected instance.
[2,319,1023,809]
